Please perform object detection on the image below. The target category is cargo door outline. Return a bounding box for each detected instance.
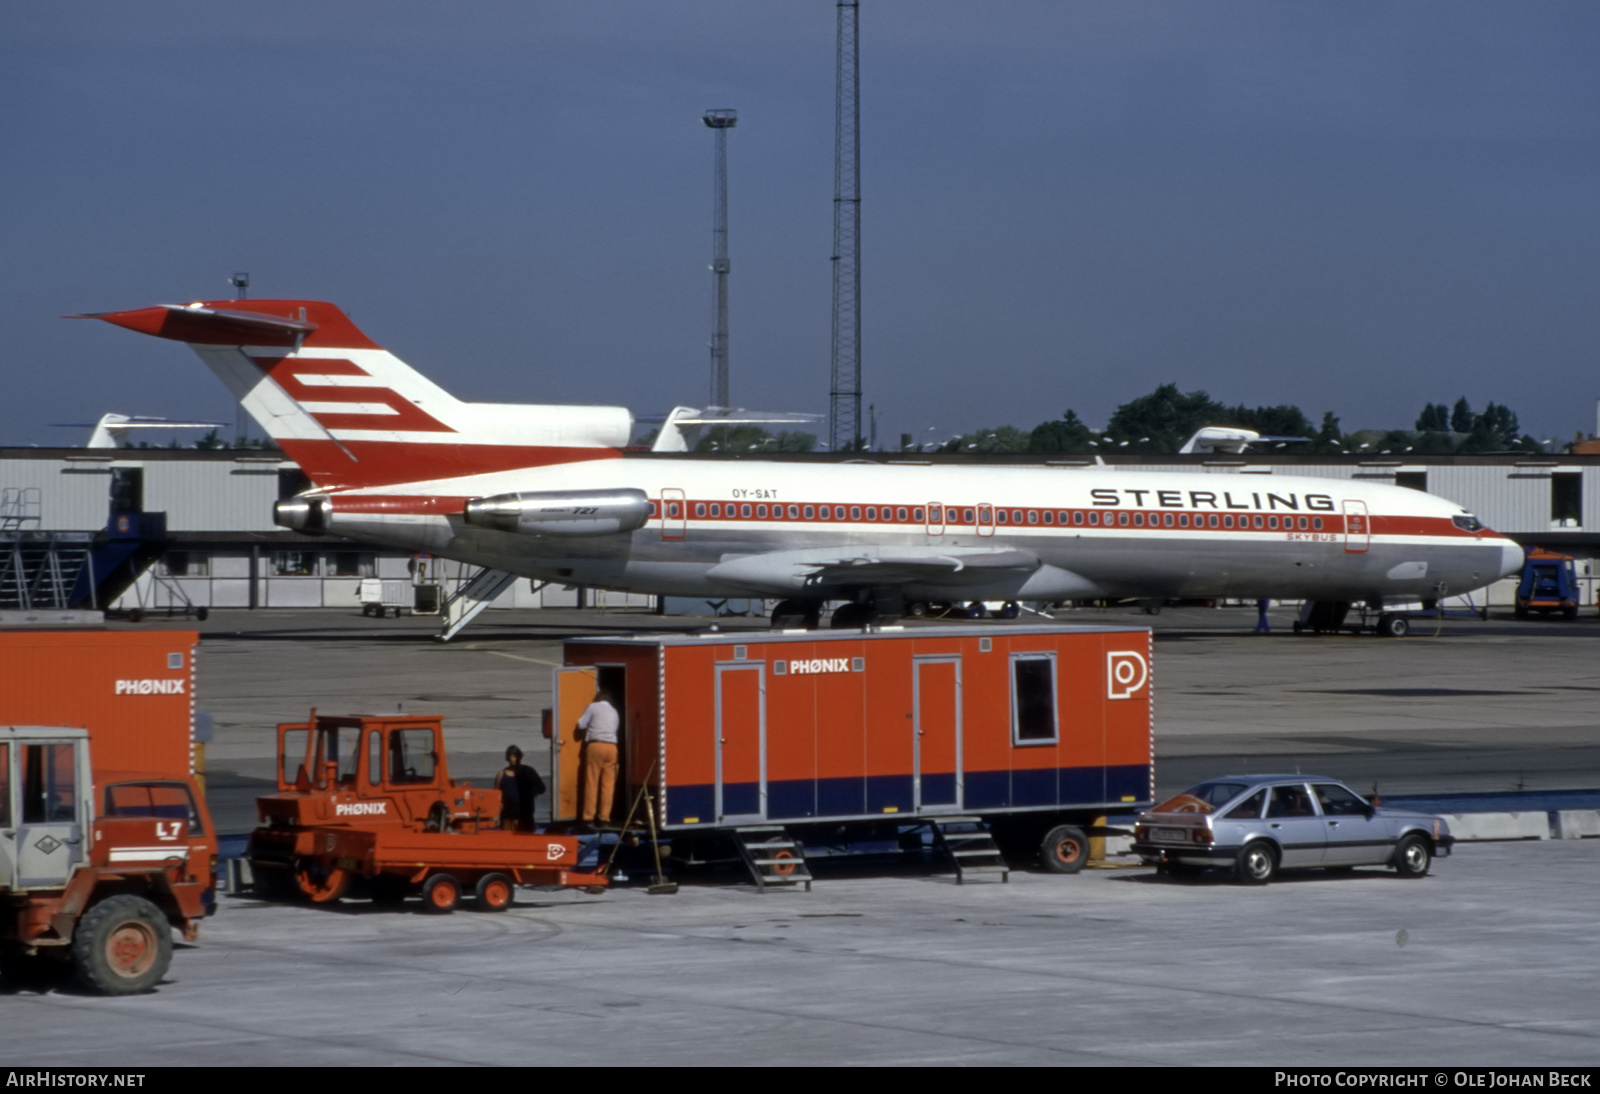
[660,488,686,540]
[552,666,599,822]
[1342,499,1369,554]
[15,739,86,888]
[912,656,962,812]
[715,663,765,823]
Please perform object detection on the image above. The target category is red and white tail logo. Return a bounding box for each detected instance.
[83,300,629,491]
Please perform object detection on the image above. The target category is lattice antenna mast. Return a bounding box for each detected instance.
[704,109,737,409]
[829,1,861,451]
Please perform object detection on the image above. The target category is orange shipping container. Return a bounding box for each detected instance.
[0,630,199,779]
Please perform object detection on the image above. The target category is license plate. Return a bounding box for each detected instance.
[1153,827,1189,842]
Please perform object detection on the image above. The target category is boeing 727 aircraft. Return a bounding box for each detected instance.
[83,300,1524,634]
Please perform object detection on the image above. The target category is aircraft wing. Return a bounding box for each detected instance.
[800,548,1039,585]
[706,545,1047,592]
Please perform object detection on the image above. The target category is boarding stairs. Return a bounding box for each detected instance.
[435,567,520,641]
[929,816,1010,884]
[0,531,94,610]
[730,826,813,891]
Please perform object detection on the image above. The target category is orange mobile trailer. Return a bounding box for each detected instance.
[551,624,1153,872]
[0,630,200,778]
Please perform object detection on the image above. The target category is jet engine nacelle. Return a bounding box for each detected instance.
[274,495,330,535]
[464,488,652,537]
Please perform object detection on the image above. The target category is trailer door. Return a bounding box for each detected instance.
[552,666,599,822]
[715,663,765,822]
[913,657,962,811]
[15,739,85,888]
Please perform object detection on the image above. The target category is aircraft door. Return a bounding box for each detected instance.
[925,502,945,537]
[715,664,765,822]
[15,739,85,888]
[1343,500,1370,554]
[977,504,995,538]
[660,488,687,540]
[913,657,962,812]
[552,666,599,822]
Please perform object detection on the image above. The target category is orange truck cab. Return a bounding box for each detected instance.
[0,725,217,994]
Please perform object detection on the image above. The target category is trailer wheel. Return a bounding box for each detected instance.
[475,873,514,912]
[1039,825,1088,874]
[422,873,461,914]
[295,862,350,904]
[1378,614,1410,638]
[71,895,172,995]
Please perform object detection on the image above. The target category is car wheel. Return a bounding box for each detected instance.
[1236,841,1277,884]
[1393,835,1432,878]
[1039,825,1088,874]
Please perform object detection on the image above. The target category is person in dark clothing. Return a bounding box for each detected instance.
[495,745,545,831]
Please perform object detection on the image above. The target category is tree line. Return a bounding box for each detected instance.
[934,384,1545,456]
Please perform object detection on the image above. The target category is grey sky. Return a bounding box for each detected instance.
[5,1,1598,449]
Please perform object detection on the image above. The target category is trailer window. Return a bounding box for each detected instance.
[368,731,383,786]
[103,781,206,835]
[1011,655,1058,744]
[389,729,437,785]
[21,743,76,823]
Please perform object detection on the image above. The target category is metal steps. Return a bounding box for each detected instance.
[929,815,1010,884]
[730,826,813,891]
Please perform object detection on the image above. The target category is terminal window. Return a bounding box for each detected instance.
[1552,473,1582,525]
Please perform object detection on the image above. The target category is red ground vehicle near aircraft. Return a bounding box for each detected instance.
[249,712,602,911]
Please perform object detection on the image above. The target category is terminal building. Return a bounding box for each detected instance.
[3,446,1597,619]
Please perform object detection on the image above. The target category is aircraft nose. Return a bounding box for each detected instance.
[1500,539,1525,579]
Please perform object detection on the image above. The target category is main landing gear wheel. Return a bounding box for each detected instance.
[1236,841,1278,885]
[996,601,1021,620]
[475,873,515,912]
[71,895,172,995]
[1039,825,1088,874]
[830,603,874,629]
[1377,614,1410,638]
[422,873,462,914]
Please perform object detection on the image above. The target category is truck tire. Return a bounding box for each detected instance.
[422,873,461,914]
[475,873,514,912]
[71,895,172,995]
[1039,825,1088,874]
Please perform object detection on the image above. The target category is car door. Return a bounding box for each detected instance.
[1264,782,1326,868]
[1313,782,1394,866]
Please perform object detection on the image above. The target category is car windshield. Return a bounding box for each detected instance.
[1153,781,1251,815]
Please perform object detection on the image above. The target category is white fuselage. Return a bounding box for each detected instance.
[314,455,1522,604]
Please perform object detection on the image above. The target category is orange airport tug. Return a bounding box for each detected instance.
[248,712,604,911]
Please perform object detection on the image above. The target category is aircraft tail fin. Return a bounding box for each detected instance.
[80,301,631,491]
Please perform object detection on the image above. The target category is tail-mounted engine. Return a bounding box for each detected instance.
[463,488,651,537]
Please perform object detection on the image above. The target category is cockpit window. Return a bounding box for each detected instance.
[1452,514,1482,533]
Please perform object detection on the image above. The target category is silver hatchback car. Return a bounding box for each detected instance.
[1131,775,1453,883]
